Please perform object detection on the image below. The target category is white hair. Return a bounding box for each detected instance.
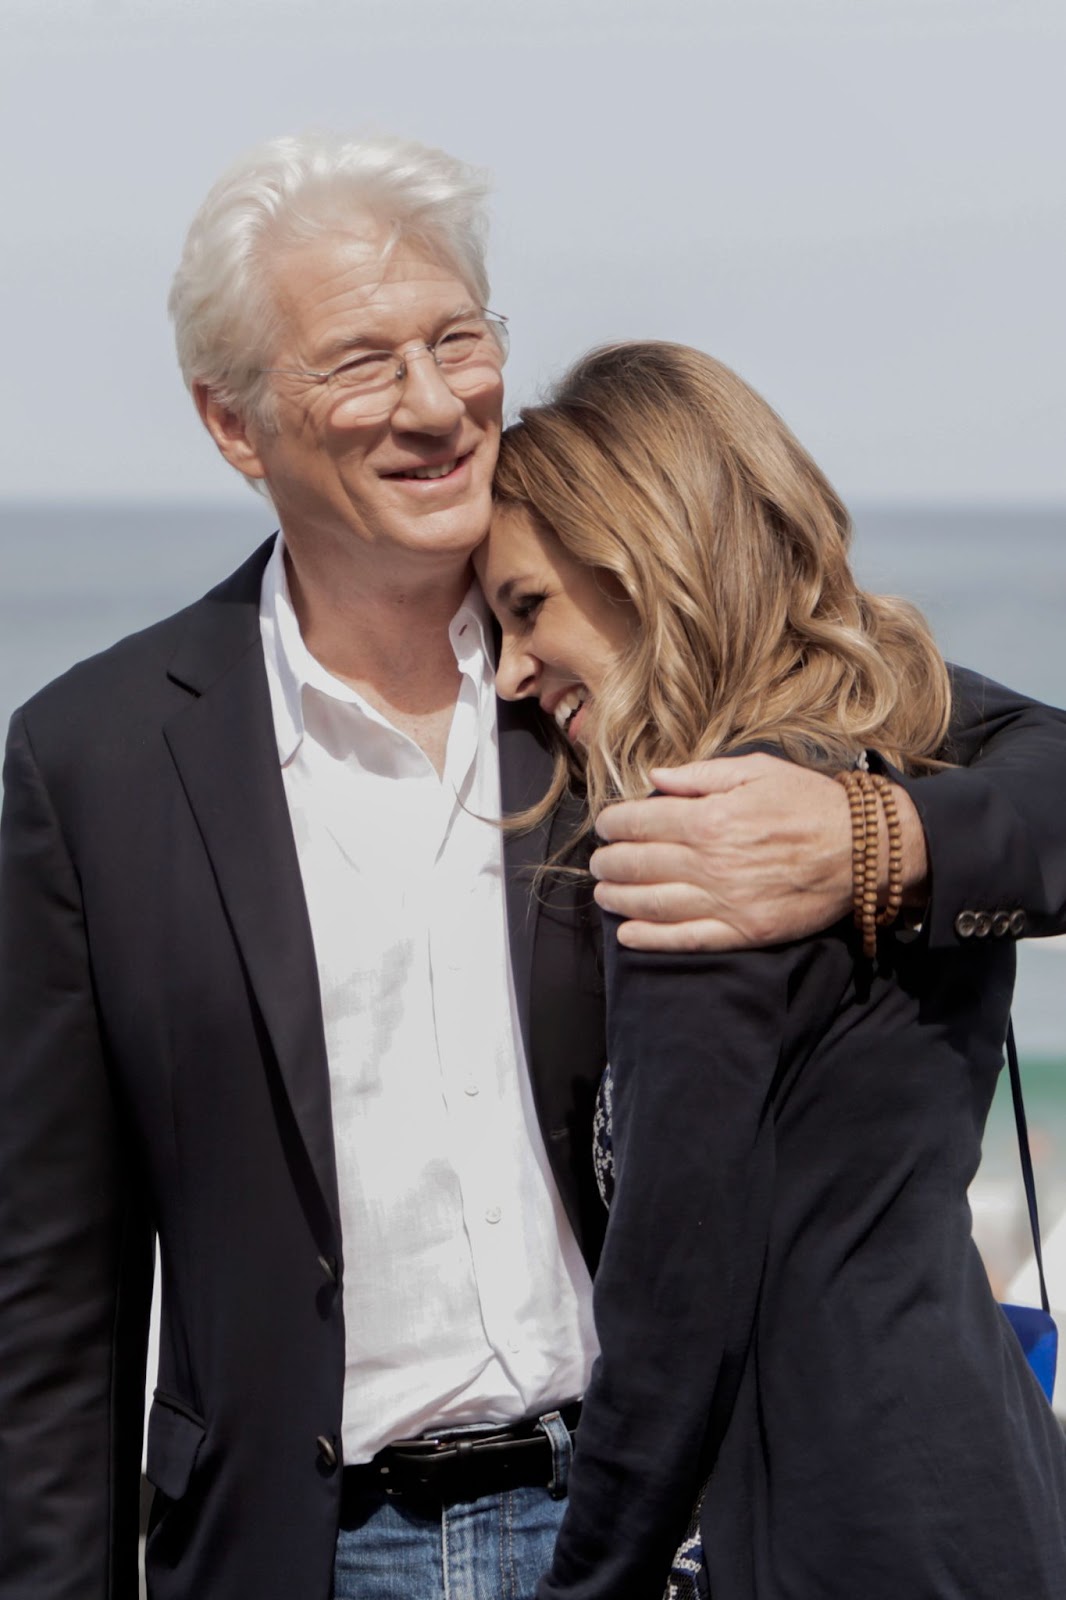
[168,131,493,432]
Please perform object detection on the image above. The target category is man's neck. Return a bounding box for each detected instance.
[282,537,473,775]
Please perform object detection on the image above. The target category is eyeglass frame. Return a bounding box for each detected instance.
[259,309,510,393]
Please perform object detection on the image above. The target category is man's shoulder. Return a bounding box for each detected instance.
[12,537,275,751]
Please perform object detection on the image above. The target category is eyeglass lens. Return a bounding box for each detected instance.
[332,317,508,411]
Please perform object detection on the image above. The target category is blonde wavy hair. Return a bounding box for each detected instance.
[492,341,952,833]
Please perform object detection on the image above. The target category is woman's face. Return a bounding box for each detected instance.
[476,505,634,745]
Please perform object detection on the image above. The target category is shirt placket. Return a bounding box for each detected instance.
[429,664,528,1380]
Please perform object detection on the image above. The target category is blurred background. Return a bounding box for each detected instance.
[2,0,1064,1465]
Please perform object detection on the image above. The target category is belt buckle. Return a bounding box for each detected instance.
[403,1434,450,1455]
[393,1424,516,1460]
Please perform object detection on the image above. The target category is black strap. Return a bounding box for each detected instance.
[1006,1019,1051,1315]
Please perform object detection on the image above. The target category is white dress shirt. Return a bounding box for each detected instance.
[259,536,598,1463]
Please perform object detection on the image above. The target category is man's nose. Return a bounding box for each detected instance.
[495,637,540,703]
[391,347,466,434]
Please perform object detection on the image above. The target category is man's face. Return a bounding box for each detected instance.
[228,229,504,575]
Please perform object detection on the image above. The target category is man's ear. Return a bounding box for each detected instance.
[194,383,268,482]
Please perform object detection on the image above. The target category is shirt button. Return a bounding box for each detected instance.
[464,1083,480,1098]
[485,1206,502,1224]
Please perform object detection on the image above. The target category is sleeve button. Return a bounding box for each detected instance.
[992,912,1011,937]
[973,912,992,937]
[1009,909,1027,936]
[954,911,977,938]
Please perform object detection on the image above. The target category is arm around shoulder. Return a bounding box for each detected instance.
[895,667,1066,949]
[0,709,153,1599]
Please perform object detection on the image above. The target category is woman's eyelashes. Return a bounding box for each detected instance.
[510,591,548,623]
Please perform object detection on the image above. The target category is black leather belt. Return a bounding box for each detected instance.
[340,1402,581,1518]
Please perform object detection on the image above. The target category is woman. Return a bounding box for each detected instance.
[476,342,1066,1599]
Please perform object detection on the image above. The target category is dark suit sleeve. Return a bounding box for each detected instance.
[0,710,153,1600]
[537,924,791,1600]
[897,666,1066,948]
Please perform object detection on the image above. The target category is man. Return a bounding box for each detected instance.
[1,132,1065,1600]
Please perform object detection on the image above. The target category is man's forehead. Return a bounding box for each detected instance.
[267,228,477,348]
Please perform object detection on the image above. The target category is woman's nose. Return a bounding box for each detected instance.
[495,636,540,702]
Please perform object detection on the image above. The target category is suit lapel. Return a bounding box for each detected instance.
[163,541,340,1232]
[498,700,607,1267]
[497,695,555,1066]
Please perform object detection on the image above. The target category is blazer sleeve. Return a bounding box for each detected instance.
[897,666,1066,949]
[537,923,793,1600]
[0,710,153,1600]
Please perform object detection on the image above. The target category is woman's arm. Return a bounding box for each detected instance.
[538,925,796,1600]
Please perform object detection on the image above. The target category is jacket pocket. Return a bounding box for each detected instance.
[146,1390,207,1501]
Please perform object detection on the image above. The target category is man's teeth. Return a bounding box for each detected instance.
[553,690,588,732]
[402,459,458,480]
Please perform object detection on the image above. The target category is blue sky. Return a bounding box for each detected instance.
[2,0,1063,503]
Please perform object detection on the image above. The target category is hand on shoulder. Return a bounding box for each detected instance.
[590,752,928,953]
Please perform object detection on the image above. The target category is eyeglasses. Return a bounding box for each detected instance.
[262,310,509,416]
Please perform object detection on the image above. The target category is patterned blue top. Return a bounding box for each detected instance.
[592,1063,615,1210]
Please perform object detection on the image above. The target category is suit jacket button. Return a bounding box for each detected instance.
[317,1435,338,1470]
[992,912,1012,937]
[954,911,977,938]
[973,912,992,937]
[1009,909,1027,936]
[317,1254,338,1284]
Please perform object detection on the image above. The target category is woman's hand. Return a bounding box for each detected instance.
[590,752,928,951]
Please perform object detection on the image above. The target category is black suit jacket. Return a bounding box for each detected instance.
[1,535,1065,1600]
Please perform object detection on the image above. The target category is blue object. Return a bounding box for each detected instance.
[1001,1303,1058,1404]
[1000,1023,1059,1404]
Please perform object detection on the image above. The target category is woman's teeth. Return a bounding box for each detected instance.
[553,689,588,733]
[401,459,458,480]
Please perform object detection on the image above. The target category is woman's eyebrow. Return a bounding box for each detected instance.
[492,574,540,608]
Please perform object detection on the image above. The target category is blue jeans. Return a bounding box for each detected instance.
[333,1412,572,1600]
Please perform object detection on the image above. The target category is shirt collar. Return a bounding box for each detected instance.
[258,534,307,766]
[448,582,494,671]
[258,533,495,768]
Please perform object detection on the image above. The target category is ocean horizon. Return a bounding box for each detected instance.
[3,497,1064,713]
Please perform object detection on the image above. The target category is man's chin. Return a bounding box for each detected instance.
[390,504,491,562]
[403,484,492,553]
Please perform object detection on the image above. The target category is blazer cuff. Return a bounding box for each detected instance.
[894,765,1043,950]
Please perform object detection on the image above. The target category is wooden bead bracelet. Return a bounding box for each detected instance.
[834,768,904,957]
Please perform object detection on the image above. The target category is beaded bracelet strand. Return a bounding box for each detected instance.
[834,768,903,958]
[870,773,904,929]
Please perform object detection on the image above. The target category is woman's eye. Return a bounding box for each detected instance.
[511,593,546,622]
